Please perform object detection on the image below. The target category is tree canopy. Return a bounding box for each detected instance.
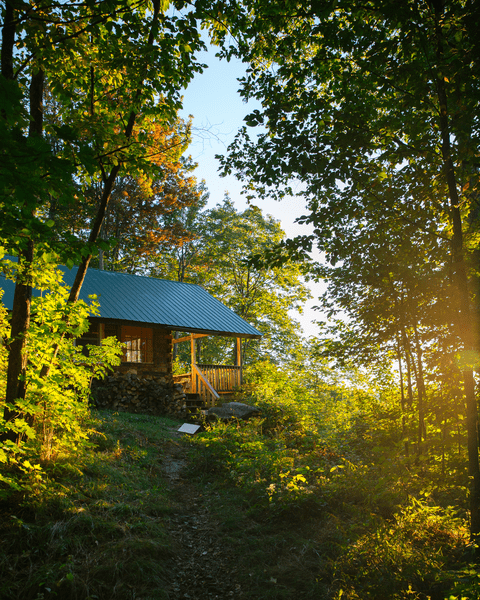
[216,0,480,537]
[146,196,311,365]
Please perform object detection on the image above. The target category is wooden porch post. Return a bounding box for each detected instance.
[191,334,196,393]
[236,337,242,387]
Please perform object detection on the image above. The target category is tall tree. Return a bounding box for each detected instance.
[174,197,311,365]
[0,0,205,439]
[218,0,480,536]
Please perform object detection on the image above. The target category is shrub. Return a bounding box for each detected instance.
[332,499,469,600]
[0,254,123,497]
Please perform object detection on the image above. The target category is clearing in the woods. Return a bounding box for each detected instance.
[0,410,475,600]
[0,412,330,599]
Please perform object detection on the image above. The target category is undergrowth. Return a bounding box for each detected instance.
[0,411,180,600]
[183,362,479,599]
[1,359,479,600]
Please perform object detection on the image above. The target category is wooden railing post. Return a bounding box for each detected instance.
[236,337,242,387]
[190,333,196,393]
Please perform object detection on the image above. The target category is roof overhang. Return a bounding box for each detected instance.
[0,258,263,339]
[90,316,262,339]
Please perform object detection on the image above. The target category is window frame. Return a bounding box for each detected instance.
[120,325,154,364]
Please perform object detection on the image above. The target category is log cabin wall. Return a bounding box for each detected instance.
[80,320,189,417]
[152,328,173,376]
[80,320,174,377]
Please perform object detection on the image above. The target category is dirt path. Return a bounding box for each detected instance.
[161,434,245,600]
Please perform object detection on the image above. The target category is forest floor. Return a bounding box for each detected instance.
[0,411,475,600]
[157,423,330,600]
[161,432,247,599]
[0,412,328,600]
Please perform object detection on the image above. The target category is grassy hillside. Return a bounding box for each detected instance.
[0,369,479,599]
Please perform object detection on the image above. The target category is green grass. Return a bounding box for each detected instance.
[0,410,180,600]
[1,404,479,600]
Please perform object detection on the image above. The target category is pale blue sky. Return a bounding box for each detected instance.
[180,43,325,337]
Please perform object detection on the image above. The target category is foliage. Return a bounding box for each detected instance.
[0,291,8,400]
[1,0,207,260]
[185,358,477,598]
[215,0,480,536]
[58,119,207,273]
[333,500,470,600]
[196,198,310,362]
[147,183,210,282]
[159,197,311,366]
[218,0,479,370]
[221,0,480,264]
[0,255,123,495]
[0,378,478,599]
[188,359,400,516]
[0,411,178,600]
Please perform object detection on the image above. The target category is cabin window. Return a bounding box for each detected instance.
[121,326,153,363]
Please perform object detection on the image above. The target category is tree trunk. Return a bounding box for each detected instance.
[2,65,44,442]
[396,331,409,457]
[400,319,414,407]
[413,320,427,451]
[433,0,480,538]
[3,243,34,440]
[0,0,15,80]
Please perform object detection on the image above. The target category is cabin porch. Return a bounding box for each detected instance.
[172,333,243,407]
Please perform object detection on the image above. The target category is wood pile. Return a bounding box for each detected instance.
[172,373,191,391]
[91,372,189,418]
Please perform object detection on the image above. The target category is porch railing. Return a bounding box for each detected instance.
[173,364,243,407]
[192,364,219,407]
[197,364,242,393]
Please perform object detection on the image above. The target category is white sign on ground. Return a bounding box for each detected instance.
[178,423,201,435]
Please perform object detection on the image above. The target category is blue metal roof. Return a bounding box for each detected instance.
[0,260,262,339]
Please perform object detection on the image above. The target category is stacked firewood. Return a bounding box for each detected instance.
[91,372,189,418]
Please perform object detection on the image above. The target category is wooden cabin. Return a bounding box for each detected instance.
[0,262,262,407]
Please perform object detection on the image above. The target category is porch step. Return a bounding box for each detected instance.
[185,393,206,414]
